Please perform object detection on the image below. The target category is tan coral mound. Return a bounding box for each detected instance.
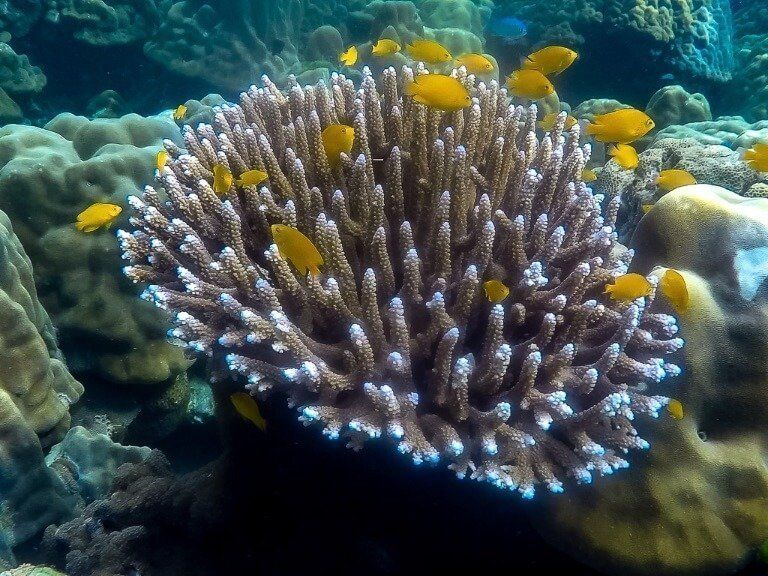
[531,185,768,575]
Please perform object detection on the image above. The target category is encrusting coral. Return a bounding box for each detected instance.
[121,66,683,497]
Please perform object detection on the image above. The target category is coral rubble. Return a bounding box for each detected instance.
[122,67,682,497]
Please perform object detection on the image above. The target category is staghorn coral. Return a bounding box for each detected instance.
[121,66,682,497]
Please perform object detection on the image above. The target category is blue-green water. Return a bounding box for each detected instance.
[0,1,767,575]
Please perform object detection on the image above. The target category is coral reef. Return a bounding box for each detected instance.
[44,0,163,45]
[0,210,82,445]
[122,67,682,497]
[596,136,768,241]
[0,0,43,37]
[531,185,768,575]
[1,564,67,576]
[45,426,153,503]
[496,0,734,84]
[0,208,82,568]
[730,2,768,120]
[0,113,188,388]
[651,115,768,148]
[0,42,45,95]
[645,85,711,130]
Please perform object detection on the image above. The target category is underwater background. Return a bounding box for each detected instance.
[0,0,768,575]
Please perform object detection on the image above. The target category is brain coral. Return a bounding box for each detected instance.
[531,185,768,575]
[0,113,189,387]
[122,67,682,497]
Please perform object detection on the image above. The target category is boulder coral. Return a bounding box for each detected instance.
[531,185,768,575]
[0,113,189,388]
[596,137,768,241]
[645,85,711,130]
[497,0,733,85]
[651,115,768,149]
[0,208,82,569]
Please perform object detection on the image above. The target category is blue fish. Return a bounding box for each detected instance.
[486,14,527,43]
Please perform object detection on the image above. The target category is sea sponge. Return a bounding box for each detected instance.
[531,185,768,575]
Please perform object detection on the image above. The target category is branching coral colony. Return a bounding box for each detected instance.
[120,66,683,497]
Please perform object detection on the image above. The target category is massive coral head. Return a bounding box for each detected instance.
[120,65,682,498]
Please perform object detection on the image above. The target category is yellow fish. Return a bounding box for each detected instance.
[455,53,494,74]
[75,202,122,233]
[538,112,577,131]
[667,399,684,420]
[659,268,689,314]
[656,169,696,192]
[322,124,355,168]
[339,45,358,66]
[156,149,168,170]
[744,142,768,172]
[271,224,324,276]
[523,46,578,76]
[230,392,266,431]
[405,74,472,112]
[213,164,233,196]
[603,273,652,301]
[371,38,401,57]
[406,39,452,64]
[236,169,269,187]
[483,280,510,303]
[609,144,639,170]
[586,108,655,144]
[641,204,654,214]
[581,168,598,182]
[506,69,554,100]
[172,104,187,121]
